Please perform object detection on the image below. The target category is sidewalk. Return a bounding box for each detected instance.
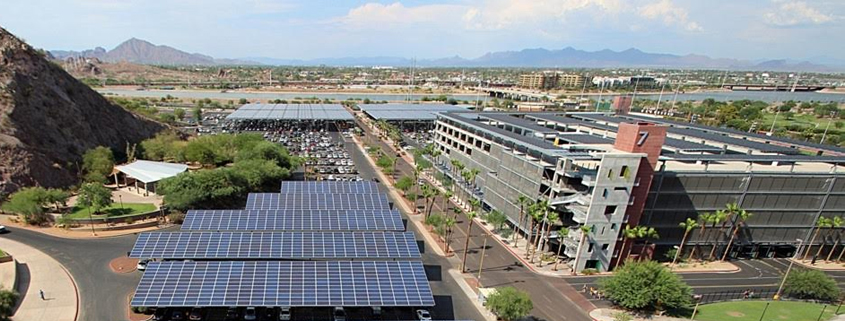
[1,215,171,239]
[0,238,78,321]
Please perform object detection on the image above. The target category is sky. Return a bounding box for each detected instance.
[1,0,843,62]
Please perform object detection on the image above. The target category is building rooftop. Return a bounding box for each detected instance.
[115,160,188,184]
[227,103,354,121]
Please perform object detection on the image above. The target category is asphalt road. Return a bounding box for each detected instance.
[1,226,148,321]
[348,115,593,321]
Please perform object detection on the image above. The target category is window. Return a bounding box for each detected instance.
[602,189,609,198]
[621,165,631,179]
[614,187,627,192]
[588,243,594,253]
[611,223,618,230]
[604,205,617,215]
[600,226,606,234]
[601,244,609,251]
[607,169,613,178]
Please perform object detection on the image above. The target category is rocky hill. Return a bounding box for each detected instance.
[0,27,165,196]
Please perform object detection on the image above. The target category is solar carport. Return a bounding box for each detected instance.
[225,103,355,131]
[360,103,469,131]
[130,181,435,319]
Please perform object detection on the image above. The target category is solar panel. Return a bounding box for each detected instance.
[226,104,354,121]
[131,261,435,307]
[129,231,420,259]
[245,193,391,210]
[280,181,380,194]
[181,209,404,231]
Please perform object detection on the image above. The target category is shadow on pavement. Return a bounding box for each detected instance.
[432,295,456,320]
[417,240,426,254]
[12,262,30,314]
[424,264,443,282]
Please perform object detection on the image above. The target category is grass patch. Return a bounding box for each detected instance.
[695,300,836,321]
[0,249,6,257]
[67,203,157,219]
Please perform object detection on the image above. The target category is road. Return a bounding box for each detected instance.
[2,227,146,321]
[348,114,593,321]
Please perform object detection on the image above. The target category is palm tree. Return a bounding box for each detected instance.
[614,225,640,270]
[421,185,436,219]
[673,218,699,266]
[444,216,457,254]
[816,216,840,260]
[825,216,843,262]
[468,168,481,187]
[442,190,453,217]
[426,188,441,218]
[524,204,541,260]
[571,225,592,275]
[804,216,830,261]
[513,195,530,248]
[638,227,660,260]
[531,200,551,263]
[688,212,714,261]
[721,208,752,262]
[537,211,560,267]
[461,211,478,273]
[553,228,570,271]
[708,210,729,260]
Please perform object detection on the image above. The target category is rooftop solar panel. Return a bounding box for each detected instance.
[131,261,435,307]
[280,181,380,194]
[129,231,420,259]
[245,193,391,210]
[181,209,404,231]
[226,104,354,121]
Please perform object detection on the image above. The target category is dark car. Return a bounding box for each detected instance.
[225,307,238,320]
[171,309,185,321]
[152,308,167,321]
[188,307,202,321]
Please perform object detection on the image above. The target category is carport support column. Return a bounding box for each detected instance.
[113,173,120,188]
[144,182,149,197]
[134,180,139,194]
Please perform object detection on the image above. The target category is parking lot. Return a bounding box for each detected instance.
[147,306,430,321]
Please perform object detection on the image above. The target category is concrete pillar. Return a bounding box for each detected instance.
[144,182,149,197]
[134,180,139,194]
[113,173,120,187]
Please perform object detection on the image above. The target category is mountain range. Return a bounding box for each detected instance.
[51,38,843,72]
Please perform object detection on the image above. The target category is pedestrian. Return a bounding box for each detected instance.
[582,284,587,293]
[743,289,749,299]
[39,289,45,300]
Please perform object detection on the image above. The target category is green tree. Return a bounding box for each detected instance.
[43,188,70,211]
[614,225,639,270]
[784,269,841,301]
[0,288,19,320]
[82,146,115,183]
[192,106,202,121]
[599,260,693,312]
[238,98,249,105]
[486,209,508,233]
[174,108,186,120]
[485,287,533,321]
[672,218,699,266]
[553,228,570,271]
[1,187,48,224]
[77,183,113,214]
[395,176,414,195]
[805,216,831,261]
[460,211,478,273]
[185,141,217,166]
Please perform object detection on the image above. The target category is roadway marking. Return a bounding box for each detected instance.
[734,260,764,278]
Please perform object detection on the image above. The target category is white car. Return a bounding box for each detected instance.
[0,225,8,233]
[278,307,291,321]
[416,309,432,321]
[244,307,257,320]
[136,259,150,271]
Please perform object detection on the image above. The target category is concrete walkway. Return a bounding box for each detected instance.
[0,238,78,321]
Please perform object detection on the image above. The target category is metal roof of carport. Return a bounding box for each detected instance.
[114,160,188,184]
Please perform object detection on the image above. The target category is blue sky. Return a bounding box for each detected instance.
[1,0,842,61]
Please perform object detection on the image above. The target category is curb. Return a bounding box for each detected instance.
[59,264,80,321]
[789,258,845,271]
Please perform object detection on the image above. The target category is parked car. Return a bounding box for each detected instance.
[225,307,238,320]
[171,309,185,321]
[333,307,346,321]
[136,259,151,271]
[416,309,432,321]
[244,307,257,321]
[278,307,291,321]
[152,308,167,321]
[188,307,203,321]
[0,225,8,233]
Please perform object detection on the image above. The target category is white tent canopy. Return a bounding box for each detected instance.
[115,160,188,184]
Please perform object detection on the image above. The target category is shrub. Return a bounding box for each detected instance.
[168,212,186,224]
[784,269,840,301]
[581,268,599,275]
[599,260,692,312]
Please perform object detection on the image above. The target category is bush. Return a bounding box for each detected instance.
[599,260,692,312]
[82,146,115,183]
[485,287,533,321]
[581,268,599,275]
[168,212,186,224]
[124,217,136,225]
[784,269,841,301]
[0,289,19,319]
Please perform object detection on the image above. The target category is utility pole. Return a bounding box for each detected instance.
[820,111,836,143]
[477,234,488,279]
[775,238,804,300]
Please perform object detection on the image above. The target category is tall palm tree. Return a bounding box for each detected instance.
[531,200,551,263]
[468,168,481,187]
[614,225,640,270]
[444,216,457,254]
[673,218,699,266]
[816,216,841,260]
[825,216,843,262]
[708,210,729,260]
[442,190,453,218]
[461,211,478,273]
[571,225,592,275]
[513,196,530,247]
[537,211,560,267]
[421,185,436,219]
[553,228,570,271]
[688,212,714,261]
[524,204,540,260]
[426,188,441,218]
[804,216,830,261]
[638,227,660,260]
[721,208,752,261]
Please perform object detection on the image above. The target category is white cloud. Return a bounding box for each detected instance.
[638,0,702,31]
[461,0,624,31]
[340,2,467,29]
[764,1,835,27]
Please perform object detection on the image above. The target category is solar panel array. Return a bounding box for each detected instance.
[131,261,435,307]
[280,181,380,194]
[246,193,391,210]
[132,181,432,309]
[130,231,420,259]
[181,209,405,231]
[360,103,467,121]
[226,104,354,121]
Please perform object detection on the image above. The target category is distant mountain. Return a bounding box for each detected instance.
[51,38,259,66]
[246,47,843,72]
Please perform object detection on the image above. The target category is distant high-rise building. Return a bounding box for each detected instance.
[518,73,558,89]
[558,74,591,88]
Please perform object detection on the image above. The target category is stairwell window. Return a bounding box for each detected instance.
[621,165,631,179]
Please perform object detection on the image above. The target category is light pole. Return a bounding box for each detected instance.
[775,238,804,300]
[690,294,703,320]
[119,194,124,210]
[478,234,488,279]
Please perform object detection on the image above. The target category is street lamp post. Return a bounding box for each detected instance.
[775,238,804,300]
[478,234,488,279]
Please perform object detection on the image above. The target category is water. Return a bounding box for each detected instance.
[98,88,845,103]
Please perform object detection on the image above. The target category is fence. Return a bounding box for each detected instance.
[696,288,779,304]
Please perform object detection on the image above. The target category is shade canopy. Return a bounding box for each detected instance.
[115,160,188,184]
